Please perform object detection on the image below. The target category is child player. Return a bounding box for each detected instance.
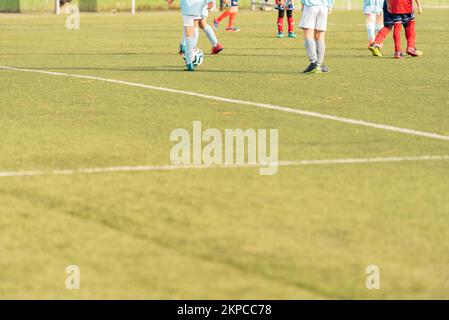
[275,0,296,38]
[363,0,384,47]
[299,0,333,74]
[178,0,224,56]
[213,0,240,32]
[169,0,224,71]
[369,0,422,58]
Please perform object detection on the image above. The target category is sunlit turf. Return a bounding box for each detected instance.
[0,10,448,299]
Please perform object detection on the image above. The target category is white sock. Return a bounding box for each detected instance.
[304,39,317,63]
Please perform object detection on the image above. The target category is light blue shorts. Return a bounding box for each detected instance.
[363,0,384,14]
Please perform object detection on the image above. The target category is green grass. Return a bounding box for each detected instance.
[1,9,449,299]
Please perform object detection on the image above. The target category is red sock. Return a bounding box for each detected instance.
[287,16,294,33]
[374,26,391,45]
[405,19,416,49]
[228,13,236,28]
[216,10,230,23]
[393,22,402,52]
[277,17,284,33]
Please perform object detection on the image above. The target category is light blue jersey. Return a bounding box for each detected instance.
[363,0,384,14]
[180,0,209,17]
[301,0,333,7]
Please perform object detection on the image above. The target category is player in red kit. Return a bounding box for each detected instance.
[369,0,423,58]
[213,0,240,32]
[275,0,296,38]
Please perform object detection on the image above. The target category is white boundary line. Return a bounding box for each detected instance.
[1,65,449,141]
[1,155,448,178]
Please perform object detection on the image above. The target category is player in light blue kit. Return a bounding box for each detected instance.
[299,0,334,74]
[363,0,384,47]
[168,0,223,71]
[178,0,224,57]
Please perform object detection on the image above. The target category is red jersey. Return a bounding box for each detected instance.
[388,0,413,14]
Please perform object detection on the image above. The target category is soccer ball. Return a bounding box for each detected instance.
[192,49,204,67]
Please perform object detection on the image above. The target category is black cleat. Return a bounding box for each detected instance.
[302,62,319,74]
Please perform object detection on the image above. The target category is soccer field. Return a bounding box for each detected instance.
[1,9,449,299]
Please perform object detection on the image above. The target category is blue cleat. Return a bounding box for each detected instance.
[185,63,195,71]
[213,19,220,30]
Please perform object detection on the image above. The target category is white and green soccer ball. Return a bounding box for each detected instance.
[192,49,204,67]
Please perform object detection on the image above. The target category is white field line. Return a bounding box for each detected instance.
[1,155,448,178]
[1,65,449,141]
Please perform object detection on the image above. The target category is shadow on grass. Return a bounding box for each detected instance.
[0,52,180,57]
[0,51,295,58]
[6,65,303,75]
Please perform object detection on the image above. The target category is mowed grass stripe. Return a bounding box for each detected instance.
[2,65,449,141]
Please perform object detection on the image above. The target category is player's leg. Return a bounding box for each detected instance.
[365,14,376,46]
[180,26,199,54]
[375,11,383,35]
[314,30,329,72]
[313,6,329,73]
[286,9,296,38]
[194,27,200,48]
[373,25,392,46]
[404,17,422,56]
[363,0,377,46]
[214,6,231,30]
[369,1,392,56]
[365,14,376,47]
[393,22,404,58]
[374,0,384,34]
[277,8,285,38]
[183,17,199,71]
[302,28,319,73]
[374,13,384,48]
[299,6,319,73]
[198,19,224,54]
[226,1,240,32]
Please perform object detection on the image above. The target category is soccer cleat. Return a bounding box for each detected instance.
[406,47,423,57]
[369,44,382,57]
[277,32,284,38]
[213,19,220,30]
[185,63,195,71]
[178,44,186,56]
[211,43,224,55]
[288,32,297,38]
[317,64,331,73]
[226,27,240,32]
[302,62,319,74]
[394,51,405,59]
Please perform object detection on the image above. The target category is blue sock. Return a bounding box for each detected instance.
[203,25,218,47]
[185,37,195,65]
